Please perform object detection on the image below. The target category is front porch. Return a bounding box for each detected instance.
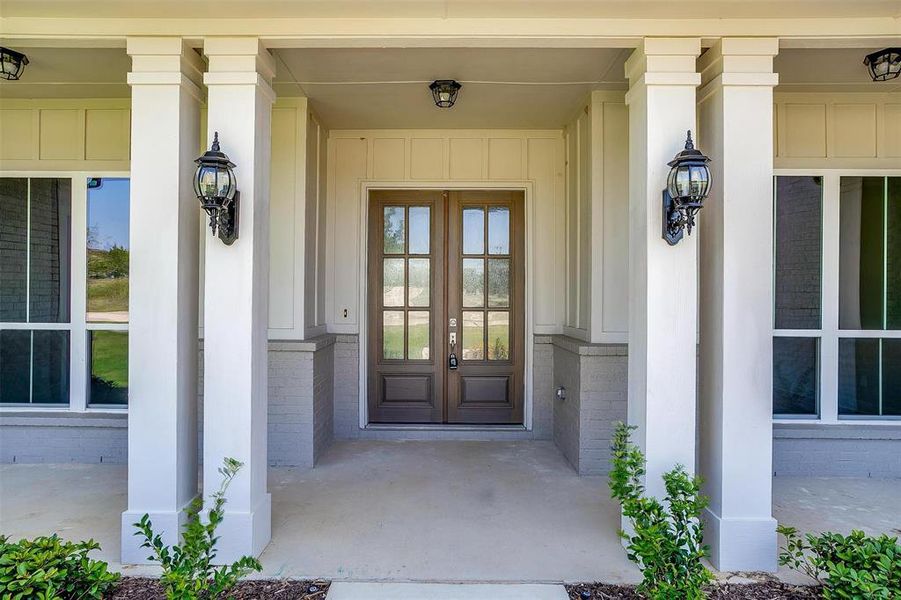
[2,440,898,584]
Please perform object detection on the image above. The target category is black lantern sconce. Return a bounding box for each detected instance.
[0,47,29,81]
[863,48,901,82]
[429,80,462,108]
[662,131,711,246]
[193,132,239,245]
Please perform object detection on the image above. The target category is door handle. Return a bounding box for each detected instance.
[448,334,458,370]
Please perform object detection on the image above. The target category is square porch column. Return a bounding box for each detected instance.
[121,38,203,563]
[624,38,702,498]
[201,37,276,561]
[697,38,780,572]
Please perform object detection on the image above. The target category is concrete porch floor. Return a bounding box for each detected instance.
[1,440,899,584]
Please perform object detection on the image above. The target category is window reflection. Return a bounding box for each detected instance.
[87,178,129,323]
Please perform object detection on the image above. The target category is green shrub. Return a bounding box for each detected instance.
[778,525,900,599]
[609,422,712,600]
[0,534,119,600]
[134,457,262,600]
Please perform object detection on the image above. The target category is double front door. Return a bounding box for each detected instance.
[368,190,524,424]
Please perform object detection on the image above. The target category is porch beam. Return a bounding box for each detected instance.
[121,36,203,564]
[697,37,780,572]
[624,38,702,498]
[201,36,276,562]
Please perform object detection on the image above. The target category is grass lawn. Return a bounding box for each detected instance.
[90,331,128,405]
[87,277,128,314]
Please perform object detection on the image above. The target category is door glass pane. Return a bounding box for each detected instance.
[31,330,69,404]
[408,258,430,307]
[407,311,430,360]
[383,311,404,359]
[487,311,509,360]
[887,178,901,330]
[773,337,819,415]
[383,258,404,307]
[838,338,879,416]
[774,176,822,329]
[488,207,510,255]
[463,208,484,254]
[408,206,430,254]
[462,258,485,308]
[87,178,130,323]
[384,206,405,254]
[462,311,484,360]
[839,177,885,330]
[883,339,901,415]
[89,330,128,406]
[29,178,71,323]
[0,330,30,403]
[488,258,510,308]
[0,178,27,322]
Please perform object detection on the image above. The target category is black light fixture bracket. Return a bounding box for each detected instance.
[211,191,240,246]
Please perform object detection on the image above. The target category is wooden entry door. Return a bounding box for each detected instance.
[367,190,524,424]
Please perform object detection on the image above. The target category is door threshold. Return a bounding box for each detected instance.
[365,423,527,432]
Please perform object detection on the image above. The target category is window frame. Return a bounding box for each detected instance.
[773,169,901,424]
[0,170,129,414]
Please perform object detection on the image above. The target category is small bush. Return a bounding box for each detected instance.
[134,457,262,600]
[0,534,119,600]
[609,422,712,600]
[778,526,900,599]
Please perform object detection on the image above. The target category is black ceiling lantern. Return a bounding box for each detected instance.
[662,131,711,246]
[863,48,901,82]
[194,132,239,245]
[0,47,29,81]
[429,80,462,108]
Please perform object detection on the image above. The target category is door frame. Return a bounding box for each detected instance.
[357,180,535,430]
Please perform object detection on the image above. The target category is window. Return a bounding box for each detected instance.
[86,178,130,406]
[0,175,129,409]
[0,177,72,405]
[773,173,901,421]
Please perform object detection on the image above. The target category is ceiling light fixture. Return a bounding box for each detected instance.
[0,47,29,81]
[863,48,901,82]
[429,80,462,108]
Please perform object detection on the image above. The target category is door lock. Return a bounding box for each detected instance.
[448,337,458,370]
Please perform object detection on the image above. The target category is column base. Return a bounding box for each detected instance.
[121,505,191,564]
[703,508,777,572]
[213,493,272,564]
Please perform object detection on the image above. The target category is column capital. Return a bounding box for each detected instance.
[126,37,204,98]
[698,37,780,94]
[625,38,702,105]
[203,37,276,100]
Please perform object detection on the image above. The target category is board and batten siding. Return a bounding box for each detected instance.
[563,91,630,343]
[324,129,568,335]
[774,92,901,169]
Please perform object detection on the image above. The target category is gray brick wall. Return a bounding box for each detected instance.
[532,336,554,440]
[552,336,628,475]
[773,423,901,478]
[0,413,126,463]
[333,334,360,439]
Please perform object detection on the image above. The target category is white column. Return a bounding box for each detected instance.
[625,38,702,498]
[122,38,202,564]
[697,38,779,572]
[202,37,275,562]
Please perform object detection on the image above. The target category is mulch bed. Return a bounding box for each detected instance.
[566,581,822,600]
[110,578,330,599]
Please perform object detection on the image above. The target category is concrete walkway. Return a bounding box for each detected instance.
[1,440,899,585]
[326,582,569,599]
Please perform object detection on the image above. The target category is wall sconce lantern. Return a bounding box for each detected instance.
[863,48,901,82]
[662,130,711,246]
[0,47,29,81]
[194,132,239,245]
[429,80,462,108]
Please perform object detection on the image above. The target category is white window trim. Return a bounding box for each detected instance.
[0,170,130,414]
[773,168,901,425]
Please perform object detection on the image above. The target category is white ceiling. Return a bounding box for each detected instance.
[3,0,899,19]
[0,45,897,129]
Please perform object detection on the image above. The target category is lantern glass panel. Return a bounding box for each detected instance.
[197,166,220,200]
[689,165,709,198]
